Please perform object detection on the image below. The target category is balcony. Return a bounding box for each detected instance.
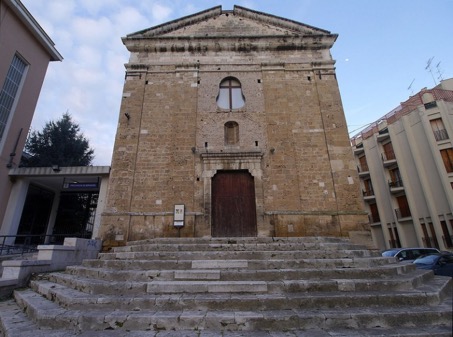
[357,164,370,178]
[377,132,390,142]
[388,179,404,193]
[422,236,439,249]
[368,213,381,225]
[395,207,411,221]
[362,189,375,201]
[353,146,364,155]
[381,150,397,167]
[388,240,400,248]
[433,129,449,142]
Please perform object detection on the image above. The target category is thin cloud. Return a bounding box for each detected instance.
[151,3,173,22]
[20,0,453,166]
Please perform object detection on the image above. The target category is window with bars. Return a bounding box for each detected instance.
[395,195,411,219]
[216,77,245,110]
[0,54,28,140]
[389,167,403,188]
[430,118,449,141]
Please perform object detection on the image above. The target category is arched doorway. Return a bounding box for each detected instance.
[211,170,257,237]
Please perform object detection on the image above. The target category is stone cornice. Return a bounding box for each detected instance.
[124,61,337,73]
[200,151,263,160]
[123,34,337,54]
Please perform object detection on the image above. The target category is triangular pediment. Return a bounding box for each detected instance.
[126,5,332,39]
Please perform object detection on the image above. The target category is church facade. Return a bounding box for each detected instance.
[99,6,368,248]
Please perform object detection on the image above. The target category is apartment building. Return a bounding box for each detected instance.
[0,0,62,228]
[351,78,453,251]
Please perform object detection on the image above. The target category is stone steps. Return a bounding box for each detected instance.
[29,276,450,311]
[111,237,374,255]
[6,289,453,333]
[121,236,352,246]
[65,263,414,282]
[112,242,373,253]
[38,267,435,295]
[98,249,377,260]
[0,237,451,335]
[82,256,396,271]
[1,299,451,337]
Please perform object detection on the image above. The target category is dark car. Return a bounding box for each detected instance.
[381,247,440,261]
[413,253,453,277]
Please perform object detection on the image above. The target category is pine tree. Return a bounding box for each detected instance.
[22,113,94,167]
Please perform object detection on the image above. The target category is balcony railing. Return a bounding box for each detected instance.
[433,129,449,141]
[368,213,380,224]
[442,235,453,248]
[388,240,399,249]
[395,207,411,220]
[362,189,375,197]
[381,150,396,162]
[389,179,403,189]
[422,236,439,249]
[357,164,369,173]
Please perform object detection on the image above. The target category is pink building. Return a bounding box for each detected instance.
[0,0,62,234]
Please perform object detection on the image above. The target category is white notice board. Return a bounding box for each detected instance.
[174,204,184,227]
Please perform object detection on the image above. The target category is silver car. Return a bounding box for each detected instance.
[381,247,440,261]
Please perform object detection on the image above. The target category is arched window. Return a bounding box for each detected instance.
[224,121,239,145]
[217,77,245,110]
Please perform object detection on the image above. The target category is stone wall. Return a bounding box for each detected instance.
[99,8,368,249]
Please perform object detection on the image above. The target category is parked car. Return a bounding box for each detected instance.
[413,253,453,277]
[381,247,440,261]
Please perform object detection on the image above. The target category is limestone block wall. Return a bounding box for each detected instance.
[99,10,368,247]
[100,58,367,246]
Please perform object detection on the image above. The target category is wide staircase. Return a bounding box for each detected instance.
[0,237,451,336]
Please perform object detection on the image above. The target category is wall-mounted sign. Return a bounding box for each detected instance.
[174,204,184,227]
[66,182,99,189]
[62,178,99,191]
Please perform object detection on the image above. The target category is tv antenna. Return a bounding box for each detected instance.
[436,61,444,82]
[425,57,437,86]
[407,78,415,95]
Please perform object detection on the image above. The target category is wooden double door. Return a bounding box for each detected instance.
[211,170,257,237]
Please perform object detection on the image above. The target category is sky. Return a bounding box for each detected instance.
[21,0,453,166]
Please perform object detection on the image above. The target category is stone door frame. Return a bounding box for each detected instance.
[200,151,267,237]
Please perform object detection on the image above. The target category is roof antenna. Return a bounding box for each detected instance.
[436,61,444,82]
[407,78,415,95]
[425,57,437,86]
